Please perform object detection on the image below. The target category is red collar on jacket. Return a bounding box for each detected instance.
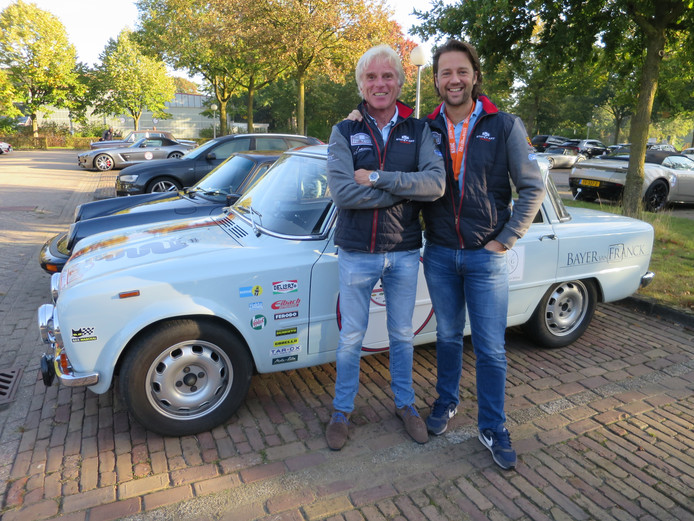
[427,94,498,121]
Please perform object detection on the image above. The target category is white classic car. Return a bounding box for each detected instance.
[38,145,655,436]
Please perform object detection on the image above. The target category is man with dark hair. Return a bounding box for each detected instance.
[326,44,445,451]
[422,39,544,470]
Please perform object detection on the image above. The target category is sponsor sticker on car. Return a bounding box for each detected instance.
[273,280,298,294]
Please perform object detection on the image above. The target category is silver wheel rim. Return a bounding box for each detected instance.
[543,281,589,336]
[151,180,178,192]
[95,155,113,171]
[169,152,182,158]
[145,340,232,420]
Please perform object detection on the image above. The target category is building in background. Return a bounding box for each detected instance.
[35,93,268,138]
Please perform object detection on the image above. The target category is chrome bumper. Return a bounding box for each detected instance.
[640,271,655,288]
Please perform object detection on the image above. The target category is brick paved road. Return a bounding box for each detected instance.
[1,151,693,521]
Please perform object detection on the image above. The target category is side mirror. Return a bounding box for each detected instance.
[206,152,217,161]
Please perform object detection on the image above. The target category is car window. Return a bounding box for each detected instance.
[286,138,309,148]
[663,156,694,170]
[238,162,272,193]
[211,138,252,160]
[255,137,291,151]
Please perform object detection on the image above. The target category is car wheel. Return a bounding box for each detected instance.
[94,154,114,171]
[119,319,253,436]
[546,157,555,169]
[147,177,182,193]
[167,151,184,159]
[643,179,669,212]
[522,279,597,348]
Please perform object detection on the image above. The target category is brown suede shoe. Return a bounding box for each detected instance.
[326,411,350,450]
[396,405,429,444]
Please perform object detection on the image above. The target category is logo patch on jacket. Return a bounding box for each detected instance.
[476,131,495,142]
[350,133,372,146]
[431,132,442,145]
[396,135,415,144]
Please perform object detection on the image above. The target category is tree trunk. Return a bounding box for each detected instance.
[247,76,255,134]
[297,70,305,136]
[31,112,39,138]
[622,30,665,218]
[219,102,227,136]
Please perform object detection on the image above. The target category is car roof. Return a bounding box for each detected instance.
[233,150,283,159]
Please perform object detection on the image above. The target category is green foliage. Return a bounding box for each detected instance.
[91,30,175,130]
[0,0,83,135]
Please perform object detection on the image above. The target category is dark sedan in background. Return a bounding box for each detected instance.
[40,151,280,273]
[115,133,321,195]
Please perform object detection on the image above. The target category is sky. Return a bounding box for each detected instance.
[0,0,442,73]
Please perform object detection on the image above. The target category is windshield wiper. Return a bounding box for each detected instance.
[249,206,263,237]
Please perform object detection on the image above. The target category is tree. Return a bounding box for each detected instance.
[260,0,396,134]
[174,77,200,94]
[413,0,694,216]
[92,30,175,130]
[0,0,82,136]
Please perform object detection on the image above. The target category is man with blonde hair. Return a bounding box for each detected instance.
[325,44,445,450]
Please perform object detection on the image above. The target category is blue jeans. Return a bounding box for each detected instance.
[423,242,509,430]
[333,249,420,413]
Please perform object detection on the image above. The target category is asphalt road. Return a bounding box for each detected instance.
[0,151,693,521]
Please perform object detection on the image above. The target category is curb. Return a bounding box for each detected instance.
[618,295,694,329]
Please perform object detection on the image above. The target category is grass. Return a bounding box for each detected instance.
[563,199,694,314]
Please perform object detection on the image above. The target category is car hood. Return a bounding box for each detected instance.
[62,212,260,287]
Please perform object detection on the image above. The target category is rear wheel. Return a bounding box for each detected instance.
[167,151,184,159]
[119,319,253,435]
[522,279,597,348]
[94,154,114,171]
[546,157,555,169]
[643,179,668,212]
[147,177,182,193]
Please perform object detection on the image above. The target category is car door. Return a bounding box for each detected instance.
[122,139,164,162]
[663,156,694,202]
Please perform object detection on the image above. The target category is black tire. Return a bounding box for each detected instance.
[522,279,597,348]
[94,153,114,171]
[119,319,253,435]
[147,177,182,193]
[643,179,669,212]
[167,151,184,159]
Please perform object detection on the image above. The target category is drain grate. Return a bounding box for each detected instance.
[0,367,22,405]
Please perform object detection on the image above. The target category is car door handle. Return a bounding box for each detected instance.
[539,234,557,241]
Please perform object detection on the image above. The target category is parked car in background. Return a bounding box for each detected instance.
[534,146,585,169]
[560,139,608,158]
[569,150,694,211]
[0,140,12,154]
[38,145,655,436]
[115,133,321,195]
[40,151,279,273]
[78,137,196,171]
[647,143,677,152]
[90,130,196,150]
[531,134,569,152]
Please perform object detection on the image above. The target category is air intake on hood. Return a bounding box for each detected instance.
[217,216,248,240]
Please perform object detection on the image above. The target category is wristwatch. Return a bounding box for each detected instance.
[369,170,379,186]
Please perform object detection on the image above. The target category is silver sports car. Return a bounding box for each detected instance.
[77,137,196,171]
[535,146,586,169]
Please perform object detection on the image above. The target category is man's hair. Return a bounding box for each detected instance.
[432,39,483,99]
[355,45,405,97]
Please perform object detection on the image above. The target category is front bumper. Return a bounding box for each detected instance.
[37,303,99,387]
[115,179,143,196]
[39,233,69,273]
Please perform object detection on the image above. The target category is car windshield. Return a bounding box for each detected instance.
[182,138,220,159]
[232,152,332,237]
[193,155,257,196]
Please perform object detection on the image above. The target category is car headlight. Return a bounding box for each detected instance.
[119,174,139,183]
